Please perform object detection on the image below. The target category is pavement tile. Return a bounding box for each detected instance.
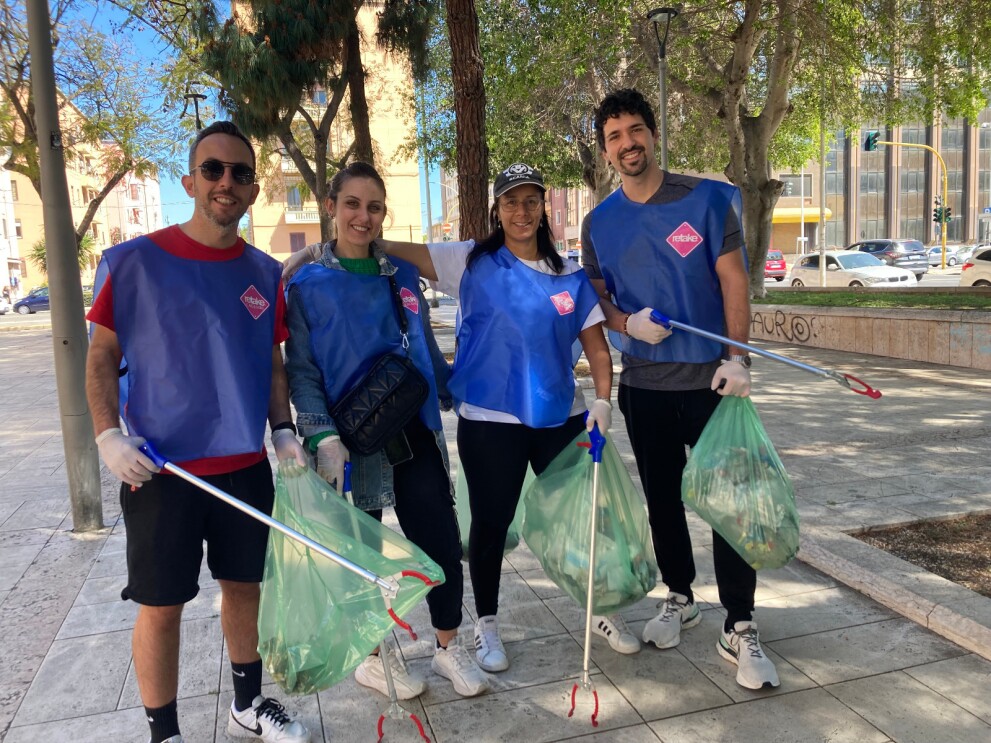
[902,653,991,725]
[56,598,139,639]
[317,674,424,742]
[0,544,44,591]
[754,559,838,598]
[74,575,127,606]
[767,617,968,685]
[461,571,568,642]
[754,585,898,642]
[795,477,914,506]
[0,497,70,531]
[648,687,890,743]
[563,725,663,742]
[826,670,991,743]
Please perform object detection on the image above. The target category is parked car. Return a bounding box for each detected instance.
[13,286,50,314]
[844,239,928,281]
[788,251,918,288]
[764,249,787,281]
[959,247,991,287]
[0,296,10,315]
[927,246,964,267]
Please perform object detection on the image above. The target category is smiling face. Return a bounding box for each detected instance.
[601,111,660,179]
[497,184,545,252]
[181,133,259,241]
[327,176,387,256]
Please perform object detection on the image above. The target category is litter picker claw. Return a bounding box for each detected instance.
[649,310,882,398]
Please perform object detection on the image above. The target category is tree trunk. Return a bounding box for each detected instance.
[345,15,374,164]
[738,180,780,298]
[445,0,488,241]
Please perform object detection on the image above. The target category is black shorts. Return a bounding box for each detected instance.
[120,458,275,606]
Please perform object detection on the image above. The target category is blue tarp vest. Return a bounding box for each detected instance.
[289,258,443,431]
[103,235,280,462]
[448,247,600,428]
[588,179,742,363]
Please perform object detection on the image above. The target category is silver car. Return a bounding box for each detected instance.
[845,239,929,281]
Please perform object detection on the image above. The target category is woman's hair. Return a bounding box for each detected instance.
[467,198,564,273]
[326,161,387,203]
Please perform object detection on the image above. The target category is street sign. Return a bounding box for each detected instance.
[442,222,452,234]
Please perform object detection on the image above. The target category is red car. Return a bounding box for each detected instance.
[764,249,786,281]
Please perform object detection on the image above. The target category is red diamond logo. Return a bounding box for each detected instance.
[666,222,704,257]
[400,286,420,314]
[240,285,270,320]
[550,291,575,315]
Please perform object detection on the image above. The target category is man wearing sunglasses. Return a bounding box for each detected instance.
[86,121,311,743]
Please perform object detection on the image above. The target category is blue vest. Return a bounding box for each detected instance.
[104,235,281,462]
[588,179,741,363]
[448,248,600,428]
[289,259,443,431]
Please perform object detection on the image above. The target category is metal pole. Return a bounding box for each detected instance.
[658,56,668,172]
[420,88,434,243]
[26,0,103,531]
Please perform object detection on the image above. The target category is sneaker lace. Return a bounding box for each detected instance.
[738,627,765,659]
[254,698,292,729]
[477,623,501,653]
[446,641,477,673]
[657,597,684,621]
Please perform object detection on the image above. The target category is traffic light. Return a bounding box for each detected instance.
[943,207,952,223]
[933,207,943,223]
[864,130,880,151]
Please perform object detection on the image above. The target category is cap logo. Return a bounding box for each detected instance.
[666,222,704,257]
[399,286,420,314]
[507,163,532,175]
[549,291,575,315]
[240,285,270,319]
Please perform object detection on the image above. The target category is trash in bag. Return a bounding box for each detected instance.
[453,457,531,560]
[258,462,445,695]
[522,432,657,614]
[682,396,799,570]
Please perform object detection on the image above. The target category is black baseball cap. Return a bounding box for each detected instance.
[493,163,545,198]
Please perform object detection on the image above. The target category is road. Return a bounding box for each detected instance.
[765,264,963,288]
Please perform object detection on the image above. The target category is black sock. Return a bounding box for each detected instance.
[145,699,179,743]
[231,659,263,712]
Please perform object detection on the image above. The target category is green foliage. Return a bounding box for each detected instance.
[377,0,437,82]
[755,289,991,310]
[30,234,97,274]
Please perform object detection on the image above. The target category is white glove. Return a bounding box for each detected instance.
[272,428,307,466]
[711,360,751,397]
[625,308,673,345]
[586,398,613,434]
[316,435,349,489]
[95,428,159,487]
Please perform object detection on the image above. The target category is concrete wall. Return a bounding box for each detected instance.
[750,304,991,370]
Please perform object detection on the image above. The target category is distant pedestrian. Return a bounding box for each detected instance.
[582,88,780,690]
[2,286,9,303]
[86,121,311,743]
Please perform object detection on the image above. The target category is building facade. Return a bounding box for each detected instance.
[0,164,19,296]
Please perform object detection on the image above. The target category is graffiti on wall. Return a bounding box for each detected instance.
[751,310,818,343]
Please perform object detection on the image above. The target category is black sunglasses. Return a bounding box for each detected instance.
[193,159,256,185]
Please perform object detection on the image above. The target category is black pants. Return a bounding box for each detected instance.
[368,417,463,631]
[618,384,756,626]
[458,414,586,617]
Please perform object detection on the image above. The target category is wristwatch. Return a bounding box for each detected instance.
[728,354,752,369]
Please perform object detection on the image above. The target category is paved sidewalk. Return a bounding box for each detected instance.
[2,323,990,743]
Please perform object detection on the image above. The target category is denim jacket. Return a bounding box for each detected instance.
[285,240,453,511]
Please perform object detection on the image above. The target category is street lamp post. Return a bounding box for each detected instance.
[647,7,678,172]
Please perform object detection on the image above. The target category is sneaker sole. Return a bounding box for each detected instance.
[354,664,425,700]
[591,627,641,655]
[642,608,702,649]
[716,638,780,690]
[431,659,489,697]
[474,653,509,673]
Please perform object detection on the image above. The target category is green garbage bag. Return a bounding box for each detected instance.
[522,432,657,614]
[258,462,444,695]
[453,457,530,560]
[682,396,799,570]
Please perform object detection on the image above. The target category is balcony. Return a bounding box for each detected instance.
[285,208,320,224]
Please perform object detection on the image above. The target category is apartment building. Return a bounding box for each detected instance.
[0,164,19,295]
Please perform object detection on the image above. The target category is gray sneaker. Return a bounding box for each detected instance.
[432,634,490,696]
[642,592,701,649]
[717,621,780,690]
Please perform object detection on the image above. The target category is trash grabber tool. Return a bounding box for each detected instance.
[339,463,430,743]
[649,310,882,399]
[569,422,605,727]
[138,442,400,598]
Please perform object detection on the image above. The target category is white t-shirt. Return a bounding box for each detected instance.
[427,240,605,424]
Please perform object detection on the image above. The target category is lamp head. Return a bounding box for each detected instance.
[647,7,679,24]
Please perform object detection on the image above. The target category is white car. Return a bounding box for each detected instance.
[959,247,991,287]
[0,296,10,315]
[788,251,918,288]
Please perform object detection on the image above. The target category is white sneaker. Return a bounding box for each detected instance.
[354,646,426,700]
[591,614,641,654]
[228,696,310,742]
[473,615,509,672]
[148,737,183,743]
[431,635,490,697]
[642,592,701,649]
[717,621,781,690]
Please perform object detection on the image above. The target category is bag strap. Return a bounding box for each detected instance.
[386,273,411,352]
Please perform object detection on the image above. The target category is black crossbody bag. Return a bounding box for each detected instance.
[329,274,429,457]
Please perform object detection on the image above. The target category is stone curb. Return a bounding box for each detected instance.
[798,528,991,662]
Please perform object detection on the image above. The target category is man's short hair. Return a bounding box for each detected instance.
[187,121,255,172]
[593,89,658,151]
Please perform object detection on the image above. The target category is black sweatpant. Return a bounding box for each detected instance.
[458,414,586,618]
[618,384,756,627]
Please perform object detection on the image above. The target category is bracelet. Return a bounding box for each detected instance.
[94,427,121,445]
[621,313,631,336]
[271,421,297,436]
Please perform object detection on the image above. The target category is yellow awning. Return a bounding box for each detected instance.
[772,206,832,224]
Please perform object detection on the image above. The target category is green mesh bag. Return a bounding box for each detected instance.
[682,396,800,570]
[453,457,531,560]
[522,432,657,614]
[258,462,444,695]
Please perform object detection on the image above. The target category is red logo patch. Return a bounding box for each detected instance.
[666,222,704,257]
[400,286,420,314]
[240,285,270,320]
[550,291,576,315]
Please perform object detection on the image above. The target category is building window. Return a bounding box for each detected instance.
[555,210,561,226]
[15,219,22,238]
[858,125,887,240]
[290,232,307,253]
[10,181,17,201]
[941,117,965,243]
[898,122,926,242]
[780,174,813,198]
[129,184,140,201]
[312,88,327,106]
[286,185,303,209]
[825,130,846,248]
[978,109,991,244]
